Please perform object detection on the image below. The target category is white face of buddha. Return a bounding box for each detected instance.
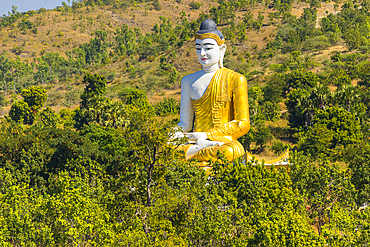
[195,38,225,67]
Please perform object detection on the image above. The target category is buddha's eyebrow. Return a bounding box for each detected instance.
[195,43,215,46]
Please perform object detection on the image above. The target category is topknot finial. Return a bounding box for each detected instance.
[195,19,225,45]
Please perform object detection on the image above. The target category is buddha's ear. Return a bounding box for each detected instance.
[219,44,227,68]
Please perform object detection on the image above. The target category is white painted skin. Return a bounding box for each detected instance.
[175,38,227,159]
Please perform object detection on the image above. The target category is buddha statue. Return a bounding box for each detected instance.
[175,19,250,163]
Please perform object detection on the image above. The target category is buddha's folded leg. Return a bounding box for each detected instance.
[176,144,193,159]
[190,141,245,162]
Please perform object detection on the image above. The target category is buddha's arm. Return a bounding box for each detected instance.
[206,74,250,143]
[178,77,194,132]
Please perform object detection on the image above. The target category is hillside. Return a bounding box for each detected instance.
[0,0,342,89]
[0,0,369,158]
[1,1,370,244]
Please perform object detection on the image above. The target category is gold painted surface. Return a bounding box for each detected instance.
[188,67,250,161]
[194,33,225,45]
[245,149,290,167]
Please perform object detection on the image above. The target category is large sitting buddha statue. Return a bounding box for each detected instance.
[175,19,250,162]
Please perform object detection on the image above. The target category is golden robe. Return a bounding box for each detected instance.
[183,67,250,161]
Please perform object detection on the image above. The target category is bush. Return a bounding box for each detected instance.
[297,107,363,158]
[154,97,180,117]
[80,73,107,108]
[262,75,286,103]
[39,107,59,127]
[119,88,150,109]
[18,18,33,31]
[189,2,201,9]
[270,140,290,155]
[107,72,116,82]
[9,100,29,123]
[59,108,76,127]
[342,142,370,209]
[153,0,161,11]
[21,86,48,110]
[254,123,272,149]
[302,36,331,53]
[262,101,280,122]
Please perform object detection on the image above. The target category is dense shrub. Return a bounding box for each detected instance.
[297,107,363,158]
[154,97,180,117]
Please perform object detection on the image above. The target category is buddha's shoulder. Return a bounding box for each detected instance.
[222,67,247,82]
[181,70,204,84]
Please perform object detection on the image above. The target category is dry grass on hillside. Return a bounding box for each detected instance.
[0,0,348,120]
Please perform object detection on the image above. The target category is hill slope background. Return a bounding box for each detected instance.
[1,1,370,245]
[0,0,369,159]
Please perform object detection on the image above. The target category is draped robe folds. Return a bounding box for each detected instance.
[180,67,250,162]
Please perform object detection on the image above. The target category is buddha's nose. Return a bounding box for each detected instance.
[200,48,206,56]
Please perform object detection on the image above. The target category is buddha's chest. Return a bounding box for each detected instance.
[189,72,216,100]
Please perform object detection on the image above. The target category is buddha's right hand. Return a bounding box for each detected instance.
[185,132,208,141]
[174,131,185,138]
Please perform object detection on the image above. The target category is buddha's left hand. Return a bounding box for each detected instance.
[196,138,224,149]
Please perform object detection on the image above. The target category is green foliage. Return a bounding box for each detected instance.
[80,73,107,108]
[63,89,80,108]
[262,74,286,103]
[154,97,180,117]
[75,74,112,129]
[46,91,63,107]
[17,18,33,31]
[286,88,310,130]
[75,97,128,129]
[290,152,356,235]
[153,0,162,10]
[58,108,75,127]
[262,101,280,121]
[284,70,319,95]
[302,36,331,53]
[209,0,235,25]
[346,142,370,205]
[297,107,363,158]
[321,204,370,246]
[238,128,254,151]
[9,100,30,123]
[9,86,47,125]
[213,159,325,246]
[2,0,370,244]
[167,68,178,87]
[0,6,35,28]
[0,92,6,107]
[248,86,265,123]
[270,140,290,155]
[189,1,201,9]
[278,8,320,53]
[332,75,351,87]
[122,108,177,207]
[21,86,47,110]
[119,88,153,112]
[254,123,272,149]
[39,107,59,127]
[42,170,115,245]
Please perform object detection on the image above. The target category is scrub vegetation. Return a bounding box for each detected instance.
[0,0,370,245]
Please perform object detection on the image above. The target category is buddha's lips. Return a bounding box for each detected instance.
[201,58,207,61]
